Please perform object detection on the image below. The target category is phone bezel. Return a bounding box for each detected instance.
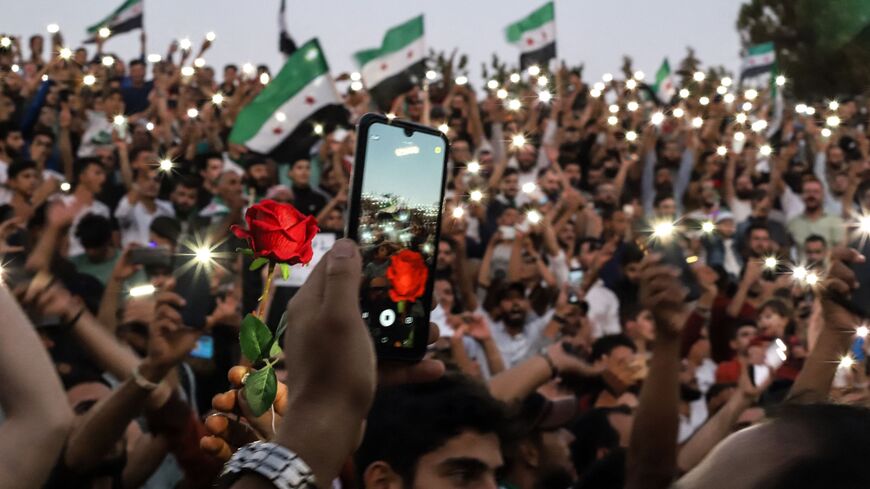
[346,113,450,361]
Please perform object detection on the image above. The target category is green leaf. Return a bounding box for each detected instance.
[269,342,283,357]
[235,248,255,256]
[244,367,277,417]
[239,314,273,362]
[265,312,288,358]
[280,263,291,281]
[249,257,269,271]
[275,311,288,340]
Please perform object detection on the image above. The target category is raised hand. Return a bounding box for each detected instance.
[639,253,689,338]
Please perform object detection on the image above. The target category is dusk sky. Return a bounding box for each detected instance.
[5,0,746,86]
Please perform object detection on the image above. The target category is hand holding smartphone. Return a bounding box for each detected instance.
[346,114,449,361]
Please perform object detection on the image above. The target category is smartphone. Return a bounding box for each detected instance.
[173,242,215,330]
[347,113,449,361]
[645,236,702,302]
[190,335,214,359]
[752,339,788,386]
[129,247,173,269]
[499,226,517,241]
[568,268,584,288]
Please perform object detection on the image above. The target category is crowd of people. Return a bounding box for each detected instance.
[1,21,870,489]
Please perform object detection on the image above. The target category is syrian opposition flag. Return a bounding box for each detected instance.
[229,39,349,163]
[506,2,556,70]
[355,15,426,112]
[84,0,143,43]
[739,42,776,85]
[653,58,676,104]
[766,63,784,139]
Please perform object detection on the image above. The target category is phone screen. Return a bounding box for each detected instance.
[349,115,448,360]
[190,335,214,359]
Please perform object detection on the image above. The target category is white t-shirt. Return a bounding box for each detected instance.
[490,309,554,368]
[61,194,111,257]
[587,279,621,339]
[77,110,116,158]
[115,196,175,247]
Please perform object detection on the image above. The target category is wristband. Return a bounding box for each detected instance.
[540,352,559,379]
[64,306,87,329]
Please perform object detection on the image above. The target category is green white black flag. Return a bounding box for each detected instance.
[740,42,776,85]
[653,58,676,104]
[506,2,556,69]
[85,0,143,43]
[355,15,426,112]
[229,39,347,163]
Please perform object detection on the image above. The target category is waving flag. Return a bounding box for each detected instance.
[355,15,426,112]
[85,0,143,43]
[506,2,556,69]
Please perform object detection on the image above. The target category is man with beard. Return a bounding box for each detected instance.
[288,158,328,216]
[500,393,579,489]
[242,153,273,201]
[0,121,25,184]
[512,143,547,197]
[787,177,845,256]
[115,166,175,247]
[195,153,224,210]
[488,282,561,368]
[169,175,206,237]
[735,190,790,252]
[642,137,694,216]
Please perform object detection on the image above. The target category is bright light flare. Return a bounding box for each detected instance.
[187,107,199,119]
[259,72,270,85]
[47,23,60,34]
[313,123,324,136]
[839,355,855,370]
[679,88,690,98]
[633,70,645,81]
[511,134,527,148]
[60,182,71,192]
[487,79,499,90]
[58,47,72,60]
[438,123,449,134]
[129,284,156,297]
[829,100,839,111]
[821,128,832,138]
[717,145,727,156]
[723,93,736,104]
[699,96,710,106]
[102,56,114,67]
[764,256,778,269]
[752,119,768,132]
[742,101,753,112]
[496,88,508,99]
[193,57,206,68]
[673,107,685,118]
[147,53,162,63]
[112,114,127,126]
[211,92,225,105]
[467,161,481,173]
[469,189,484,202]
[760,144,772,156]
[195,246,214,264]
[745,89,758,100]
[507,98,522,111]
[701,221,715,233]
[350,81,364,91]
[180,66,195,77]
[98,27,111,39]
[625,130,638,142]
[452,206,465,219]
[537,90,552,103]
[775,75,786,86]
[526,209,542,224]
[607,115,618,126]
[609,104,619,114]
[455,75,468,86]
[589,88,602,98]
[602,73,613,82]
[82,74,96,86]
[691,117,703,128]
[652,220,676,240]
[509,73,521,83]
[826,115,840,127]
[734,131,745,142]
[527,65,541,76]
[626,101,639,112]
[625,79,637,90]
[721,76,733,87]
[735,112,748,124]
[522,182,537,194]
[693,71,706,82]
[158,158,173,172]
[206,31,217,42]
[179,38,192,50]
[857,325,869,338]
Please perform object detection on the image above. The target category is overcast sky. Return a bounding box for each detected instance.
[6,0,746,84]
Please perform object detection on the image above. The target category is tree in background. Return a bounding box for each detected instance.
[737,0,870,100]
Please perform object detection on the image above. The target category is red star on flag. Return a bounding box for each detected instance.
[526,37,535,46]
[304,96,316,105]
[380,62,388,71]
[273,126,284,135]
[407,49,414,59]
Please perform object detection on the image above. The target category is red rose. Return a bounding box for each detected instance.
[231,200,319,265]
[386,249,428,303]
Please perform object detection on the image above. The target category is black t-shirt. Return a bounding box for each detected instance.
[291,185,328,216]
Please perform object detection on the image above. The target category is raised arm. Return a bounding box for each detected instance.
[626,254,690,489]
[489,341,600,403]
[0,286,72,489]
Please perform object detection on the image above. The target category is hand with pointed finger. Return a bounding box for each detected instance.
[639,253,689,338]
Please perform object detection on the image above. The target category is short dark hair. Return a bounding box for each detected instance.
[805,234,827,248]
[7,159,36,180]
[149,216,181,245]
[173,174,201,191]
[0,121,21,141]
[502,167,520,178]
[729,320,757,340]
[619,302,644,326]
[31,127,55,142]
[746,222,770,237]
[223,64,238,72]
[128,146,152,163]
[355,375,509,485]
[590,334,637,362]
[653,192,674,208]
[73,157,104,180]
[75,213,112,249]
[621,242,645,266]
[129,59,145,68]
[570,408,622,475]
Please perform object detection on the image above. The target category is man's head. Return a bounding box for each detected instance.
[661,140,682,164]
[653,193,676,219]
[577,238,604,272]
[76,213,113,261]
[216,170,243,203]
[433,277,455,311]
[149,216,181,251]
[129,146,156,171]
[621,244,644,284]
[223,64,238,83]
[437,237,456,272]
[6,159,39,198]
[243,154,272,193]
[729,321,758,356]
[804,234,828,265]
[289,159,312,188]
[199,153,224,188]
[590,334,638,370]
[0,122,24,159]
[129,59,146,84]
[601,206,628,240]
[97,89,125,118]
[356,375,507,489]
[497,282,529,328]
[29,129,54,163]
[539,167,561,199]
[622,305,655,343]
[450,138,471,164]
[134,166,160,200]
[735,173,754,201]
[74,158,107,195]
[595,182,618,207]
[745,223,771,258]
[500,168,520,199]
[750,190,771,217]
[674,403,870,489]
[170,176,199,217]
[516,145,537,171]
[321,207,344,233]
[561,160,582,188]
[801,177,824,213]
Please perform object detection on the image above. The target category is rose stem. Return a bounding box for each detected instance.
[257,262,277,320]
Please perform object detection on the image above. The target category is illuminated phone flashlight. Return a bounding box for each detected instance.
[241,62,256,78]
[102,56,114,67]
[537,90,552,103]
[723,93,735,104]
[113,114,127,127]
[98,26,111,39]
[625,130,638,142]
[856,325,869,339]
[795,103,807,114]
[691,117,704,128]
[469,189,484,202]
[734,131,745,142]
[821,128,832,138]
[716,85,728,95]
[194,57,206,68]
[496,88,508,99]
[829,100,839,111]
[752,120,768,133]
[47,23,60,34]
[626,101,639,112]
[742,101,753,112]
[857,214,870,235]
[60,182,71,192]
[602,72,613,82]
[509,73,521,83]
[522,182,537,194]
[507,98,522,111]
[259,72,271,85]
[147,53,162,63]
[805,272,820,286]
[651,111,665,126]
[805,106,816,115]
[211,92,225,105]
[760,144,773,157]
[350,80,364,91]
[129,284,156,297]
[180,66,195,77]
[625,79,637,90]
[437,123,449,134]
[692,71,705,82]
[425,70,437,81]
[764,256,778,270]
[537,76,548,87]
[632,70,644,81]
[145,121,155,131]
[679,88,690,98]
[839,354,855,370]
[466,161,480,173]
[686,255,699,264]
[526,209,542,224]
[58,47,72,60]
[699,96,710,106]
[716,145,727,156]
[313,123,324,136]
[486,79,498,90]
[826,115,840,127]
[0,37,11,48]
[775,75,786,86]
[206,31,217,42]
[701,220,715,234]
[608,104,619,114]
[791,265,808,282]
[452,205,465,219]
[455,75,468,86]
[673,107,685,118]
[589,88,602,98]
[187,107,199,119]
[527,65,541,77]
[511,134,526,148]
[82,74,96,86]
[179,37,192,51]
[607,115,618,126]
[651,219,676,240]
[194,246,214,264]
[593,81,606,91]
[158,158,174,172]
[744,88,758,101]
[735,112,748,124]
